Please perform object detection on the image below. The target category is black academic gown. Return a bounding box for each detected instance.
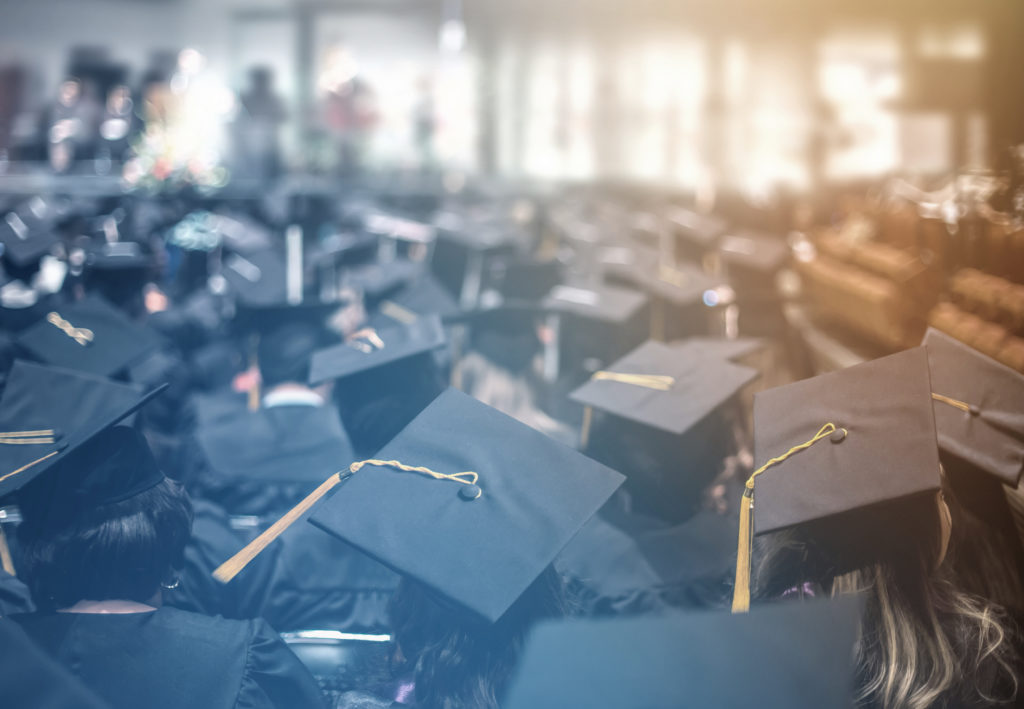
[0,568,33,616]
[0,618,111,709]
[190,402,357,517]
[11,607,327,709]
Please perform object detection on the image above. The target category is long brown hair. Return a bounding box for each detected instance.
[753,491,1019,709]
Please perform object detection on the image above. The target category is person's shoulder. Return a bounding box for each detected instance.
[334,691,400,709]
[148,606,259,645]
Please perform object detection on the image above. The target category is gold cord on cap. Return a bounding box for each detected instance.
[213,458,483,584]
[0,450,61,485]
[248,335,260,412]
[732,422,844,614]
[380,300,418,325]
[931,392,971,413]
[0,429,56,445]
[580,371,676,449]
[47,312,94,346]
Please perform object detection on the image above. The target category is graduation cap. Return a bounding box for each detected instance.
[0,359,167,500]
[570,340,757,521]
[667,207,728,262]
[341,259,423,303]
[922,328,1024,487]
[367,272,461,330]
[543,283,647,324]
[0,210,59,269]
[672,336,765,363]
[213,388,625,623]
[222,248,288,308]
[308,314,447,385]
[732,347,941,612]
[504,596,862,709]
[718,231,790,275]
[15,295,164,378]
[85,240,155,272]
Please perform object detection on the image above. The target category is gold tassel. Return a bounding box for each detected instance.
[0,450,61,486]
[731,489,754,612]
[591,372,675,390]
[248,335,260,412]
[580,406,593,450]
[0,525,14,576]
[380,300,418,325]
[214,472,344,583]
[731,423,842,614]
[931,392,971,413]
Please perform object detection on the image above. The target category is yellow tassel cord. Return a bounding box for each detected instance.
[650,300,666,342]
[248,335,260,412]
[380,300,419,325]
[0,525,14,576]
[931,392,971,413]
[731,422,844,613]
[47,312,94,346]
[580,406,593,450]
[0,450,61,486]
[213,459,482,584]
[0,429,56,445]
[580,372,675,450]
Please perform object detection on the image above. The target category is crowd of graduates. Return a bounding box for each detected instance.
[0,182,1022,708]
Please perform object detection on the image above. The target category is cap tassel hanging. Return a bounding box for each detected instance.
[248,335,260,412]
[732,422,844,613]
[213,459,482,584]
[0,525,15,576]
[932,393,1024,444]
[580,372,676,449]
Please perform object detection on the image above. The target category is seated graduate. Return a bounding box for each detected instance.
[1,362,326,709]
[212,388,624,709]
[738,348,1020,709]
[563,340,758,612]
[922,328,1024,620]
[187,319,356,517]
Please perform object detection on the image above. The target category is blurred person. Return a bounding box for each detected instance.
[412,75,436,172]
[319,46,378,176]
[236,66,287,180]
[98,82,137,164]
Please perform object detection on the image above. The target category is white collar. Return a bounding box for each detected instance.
[262,387,324,409]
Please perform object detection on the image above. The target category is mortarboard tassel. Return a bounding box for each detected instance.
[248,335,260,412]
[380,300,418,325]
[0,429,56,445]
[213,459,482,584]
[932,392,1024,443]
[732,422,843,613]
[0,525,15,576]
[46,312,94,347]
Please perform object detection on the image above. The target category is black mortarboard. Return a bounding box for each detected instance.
[668,208,728,259]
[222,248,287,308]
[308,315,447,385]
[85,240,156,272]
[0,210,59,269]
[365,270,461,330]
[923,328,1024,487]
[543,283,646,325]
[504,596,862,709]
[214,388,624,623]
[672,336,765,363]
[14,295,163,377]
[341,259,424,304]
[571,340,757,521]
[0,360,166,500]
[732,347,940,611]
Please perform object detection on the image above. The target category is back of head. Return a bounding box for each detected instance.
[257,321,326,389]
[388,566,569,709]
[16,426,194,610]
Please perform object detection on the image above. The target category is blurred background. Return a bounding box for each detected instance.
[1,0,1024,379]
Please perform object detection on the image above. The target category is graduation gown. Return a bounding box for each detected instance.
[0,568,33,616]
[10,607,327,709]
[190,402,356,517]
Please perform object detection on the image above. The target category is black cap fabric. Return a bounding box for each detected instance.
[571,340,758,437]
[341,259,423,302]
[0,211,59,268]
[309,388,625,622]
[0,360,166,499]
[85,241,155,272]
[308,314,446,385]
[750,347,940,561]
[923,328,1024,487]
[672,336,765,363]
[543,284,647,325]
[15,296,163,377]
[504,596,862,709]
[366,271,461,329]
[222,249,288,308]
[668,208,728,248]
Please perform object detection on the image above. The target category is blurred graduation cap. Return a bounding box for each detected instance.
[571,340,757,521]
[732,347,941,612]
[667,207,728,264]
[222,248,288,308]
[366,271,461,330]
[214,388,624,623]
[672,336,765,363]
[543,283,647,324]
[85,240,155,273]
[0,359,166,501]
[15,295,163,378]
[504,596,862,709]
[923,328,1024,488]
[341,258,426,305]
[0,210,59,269]
[308,314,446,385]
[718,230,790,278]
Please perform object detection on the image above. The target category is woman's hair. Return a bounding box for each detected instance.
[387,565,571,709]
[753,485,1020,709]
[16,478,194,610]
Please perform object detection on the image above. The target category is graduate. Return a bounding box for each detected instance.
[0,361,325,709]
[741,348,1020,709]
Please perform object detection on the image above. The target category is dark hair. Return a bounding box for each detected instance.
[257,321,325,389]
[388,566,570,709]
[16,478,194,610]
